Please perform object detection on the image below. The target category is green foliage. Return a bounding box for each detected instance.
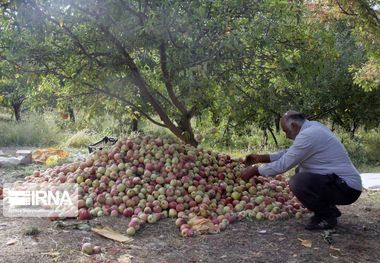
[0,113,64,146]
[367,191,380,201]
[0,164,44,183]
[45,155,70,168]
[326,0,380,91]
[351,59,380,91]
[337,129,380,168]
[139,119,177,141]
[1,110,379,171]
[63,129,96,148]
[0,0,379,145]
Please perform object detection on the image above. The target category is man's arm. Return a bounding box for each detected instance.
[244,154,271,165]
[269,149,288,162]
[245,149,288,165]
[258,132,313,176]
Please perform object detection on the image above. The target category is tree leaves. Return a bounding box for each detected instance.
[0,0,379,141]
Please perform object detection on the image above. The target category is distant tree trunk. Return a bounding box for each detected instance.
[331,121,335,132]
[68,107,75,124]
[274,115,281,132]
[350,122,358,138]
[261,129,268,147]
[12,100,23,121]
[222,118,231,147]
[131,118,138,132]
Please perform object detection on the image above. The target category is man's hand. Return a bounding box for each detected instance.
[244,154,271,165]
[244,154,261,166]
[241,165,260,182]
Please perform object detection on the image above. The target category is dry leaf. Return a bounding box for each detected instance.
[257,230,267,234]
[298,238,312,248]
[190,217,219,234]
[6,239,17,245]
[92,227,133,243]
[329,245,341,251]
[118,254,133,263]
[330,254,339,259]
[41,252,60,256]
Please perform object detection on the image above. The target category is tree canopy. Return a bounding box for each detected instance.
[0,0,379,144]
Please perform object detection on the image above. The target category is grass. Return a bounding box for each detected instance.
[358,165,380,173]
[338,129,380,169]
[1,111,379,171]
[0,112,66,146]
[0,163,43,183]
[367,191,380,201]
[63,129,98,148]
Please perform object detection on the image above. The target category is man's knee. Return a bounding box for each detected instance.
[289,172,312,193]
[288,174,299,193]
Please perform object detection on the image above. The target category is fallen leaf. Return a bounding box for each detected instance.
[92,226,133,243]
[118,253,133,263]
[330,245,341,251]
[190,217,220,234]
[298,238,312,248]
[53,221,91,231]
[330,254,339,259]
[108,246,123,254]
[41,252,60,257]
[6,239,17,245]
[257,230,267,234]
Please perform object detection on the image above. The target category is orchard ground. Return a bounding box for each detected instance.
[0,148,379,263]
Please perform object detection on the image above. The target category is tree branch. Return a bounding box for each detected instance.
[119,0,148,25]
[82,81,167,128]
[96,23,184,136]
[335,0,358,16]
[29,1,103,67]
[159,42,188,114]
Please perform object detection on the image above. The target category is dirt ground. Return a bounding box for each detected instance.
[1,150,379,263]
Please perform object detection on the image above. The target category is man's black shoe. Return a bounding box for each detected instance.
[331,206,341,218]
[309,215,323,224]
[305,217,337,231]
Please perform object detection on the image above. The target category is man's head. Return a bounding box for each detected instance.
[280,111,306,140]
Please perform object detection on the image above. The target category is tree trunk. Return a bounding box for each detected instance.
[68,107,75,124]
[128,66,199,146]
[12,101,22,121]
[274,115,281,133]
[177,115,198,146]
[97,25,199,146]
[222,119,231,147]
[350,122,358,138]
[261,129,268,147]
[131,118,138,132]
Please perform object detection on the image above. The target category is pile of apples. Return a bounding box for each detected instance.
[26,135,307,237]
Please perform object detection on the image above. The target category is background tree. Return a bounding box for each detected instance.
[1,0,379,144]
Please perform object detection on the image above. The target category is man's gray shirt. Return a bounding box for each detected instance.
[258,120,362,191]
